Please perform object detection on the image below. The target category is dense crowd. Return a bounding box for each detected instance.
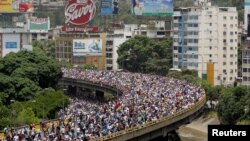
[1,68,204,141]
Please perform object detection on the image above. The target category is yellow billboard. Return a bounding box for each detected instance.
[0,0,34,13]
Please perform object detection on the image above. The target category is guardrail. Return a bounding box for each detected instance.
[91,95,206,141]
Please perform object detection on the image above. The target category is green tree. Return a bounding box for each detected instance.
[0,104,11,129]
[217,86,248,124]
[16,107,39,126]
[117,36,172,75]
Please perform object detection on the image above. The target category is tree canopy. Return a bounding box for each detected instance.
[0,45,68,129]
[117,36,172,75]
[0,47,62,104]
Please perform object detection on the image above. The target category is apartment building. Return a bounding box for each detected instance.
[172,1,238,85]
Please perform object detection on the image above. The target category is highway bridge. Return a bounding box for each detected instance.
[60,77,206,141]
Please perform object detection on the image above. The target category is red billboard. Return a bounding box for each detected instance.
[61,25,98,33]
[65,0,96,25]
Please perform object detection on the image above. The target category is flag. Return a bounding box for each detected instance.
[114,101,122,111]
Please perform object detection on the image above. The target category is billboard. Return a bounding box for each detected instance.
[73,39,102,56]
[6,42,17,48]
[61,26,98,33]
[28,17,50,32]
[0,0,34,13]
[101,0,119,15]
[65,0,96,25]
[2,34,21,57]
[131,0,173,16]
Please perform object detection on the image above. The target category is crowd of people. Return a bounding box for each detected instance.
[1,68,204,141]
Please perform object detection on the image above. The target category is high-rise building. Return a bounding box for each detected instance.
[172,0,238,86]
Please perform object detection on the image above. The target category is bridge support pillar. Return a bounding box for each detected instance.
[95,90,104,101]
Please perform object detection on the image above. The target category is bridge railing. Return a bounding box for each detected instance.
[92,94,206,141]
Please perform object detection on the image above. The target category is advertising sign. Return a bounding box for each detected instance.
[28,17,50,32]
[6,42,17,48]
[130,0,173,16]
[73,39,102,56]
[65,0,96,25]
[101,0,119,15]
[61,25,98,32]
[0,0,34,13]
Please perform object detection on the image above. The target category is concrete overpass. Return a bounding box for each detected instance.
[60,77,206,141]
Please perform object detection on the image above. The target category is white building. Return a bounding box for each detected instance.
[242,44,250,86]
[172,0,238,86]
[106,21,172,70]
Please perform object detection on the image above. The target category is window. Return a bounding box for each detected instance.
[194,39,199,43]
[223,69,227,73]
[223,62,226,65]
[209,46,212,50]
[230,47,233,50]
[235,24,237,27]
[235,16,238,19]
[209,23,212,26]
[223,47,226,50]
[235,39,237,42]
[243,68,247,72]
[209,39,212,42]
[230,77,233,80]
[230,69,233,73]
[209,54,212,57]
[230,62,233,65]
[223,31,226,36]
[230,24,233,28]
[223,24,226,27]
[223,54,226,58]
[230,32,233,35]
[230,54,233,58]
[223,16,226,20]
[230,16,233,20]
[230,39,233,43]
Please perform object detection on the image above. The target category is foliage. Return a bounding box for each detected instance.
[82,64,98,70]
[16,108,39,126]
[217,86,249,124]
[0,104,11,129]
[0,47,62,102]
[117,36,172,75]
[32,40,56,58]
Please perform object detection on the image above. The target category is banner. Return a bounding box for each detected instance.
[0,0,34,13]
[6,42,17,48]
[73,39,102,56]
[28,17,50,32]
[131,0,173,16]
[101,0,119,15]
[61,26,98,33]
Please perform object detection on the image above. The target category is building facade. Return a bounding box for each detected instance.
[55,33,107,70]
[242,42,250,86]
[172,5,238,85]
